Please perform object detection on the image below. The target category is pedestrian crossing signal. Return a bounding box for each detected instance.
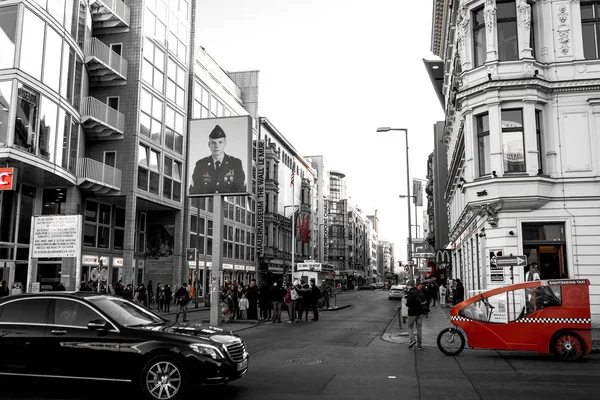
[186,248,197,262]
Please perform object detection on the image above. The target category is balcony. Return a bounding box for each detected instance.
[84,38,127,85]
[77,158,122,194]
[80,97,124,139]
[89,0,130,33]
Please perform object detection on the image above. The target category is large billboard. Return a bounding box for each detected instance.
[188,116,252,197]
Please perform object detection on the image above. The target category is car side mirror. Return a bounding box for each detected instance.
[87,319,109,331]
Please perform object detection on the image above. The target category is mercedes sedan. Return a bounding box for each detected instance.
[0,292,249,400]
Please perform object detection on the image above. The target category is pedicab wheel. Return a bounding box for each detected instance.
[141,355,186,400]
[552,331,584,362]
[437,327,465,356]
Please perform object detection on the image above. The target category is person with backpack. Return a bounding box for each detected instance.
[405,280,426,349]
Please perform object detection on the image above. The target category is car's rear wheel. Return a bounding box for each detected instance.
[552,331,584,362]
[141,355,186,400]
[437,327,465,356]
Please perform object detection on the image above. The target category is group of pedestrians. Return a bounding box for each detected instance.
[219,278,334,323]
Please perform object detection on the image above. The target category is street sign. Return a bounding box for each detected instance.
[186,248,197,262]
[413,252,434,258]
[495,255,527,267]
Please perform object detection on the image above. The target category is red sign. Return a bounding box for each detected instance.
[0,168,15,191]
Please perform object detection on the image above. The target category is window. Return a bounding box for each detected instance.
[83,200,111,248]
[20,9,45,80]
[582,1,600,59]
[144,0,167,45]
[43,26,62,92]
[167,12,187,63]
[476,113,491,176]
[535,110,543,174]
[497,1,518,61]
[0,80,11,145]
[0,298,49,323]
[114,207,125,250]
[14,84,39,154]
[190,215,205,254]
[0,6,17,69]
[137,212,147,253]
[53,299,103,328]
[138,145,160,194]
[501,109,525,173]
[142,39,165,93]
[472,6,486,67]
[164,105,184,154]
[163,156,181,202]
[42,188,66,215]
[140,89,163,143]
[166,58,185,108]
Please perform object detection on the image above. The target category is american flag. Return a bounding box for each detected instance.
[290,169,295,186]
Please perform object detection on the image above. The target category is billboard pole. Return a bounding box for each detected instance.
[210,195,224,326]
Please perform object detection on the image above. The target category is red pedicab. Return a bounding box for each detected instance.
[437,279,593,361]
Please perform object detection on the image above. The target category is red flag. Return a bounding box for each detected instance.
[301,215,310,244]
[290,169,295,186]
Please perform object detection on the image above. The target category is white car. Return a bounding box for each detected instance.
[388,284,407,300]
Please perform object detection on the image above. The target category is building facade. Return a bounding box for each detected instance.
[430,0,600,324]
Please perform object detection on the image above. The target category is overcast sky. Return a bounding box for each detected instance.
[195,0,445,262]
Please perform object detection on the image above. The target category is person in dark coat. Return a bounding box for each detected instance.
[269,282,286,323]
[245,279,259,320]
[405,280,425,349]
[258,283,272,321]
[300,281,311,322]
[163,284,172,312]
[453,279,465,305]
[309,279,321,321]
[0,280,9,297]
[188,125,246,195]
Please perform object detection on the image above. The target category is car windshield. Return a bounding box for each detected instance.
[87,296,165,327]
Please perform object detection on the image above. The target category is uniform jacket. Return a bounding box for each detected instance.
[189,153,245,194]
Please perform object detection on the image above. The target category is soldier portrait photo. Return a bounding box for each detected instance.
[188,116,252,196]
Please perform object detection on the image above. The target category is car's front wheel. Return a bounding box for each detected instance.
[141,355,186,400]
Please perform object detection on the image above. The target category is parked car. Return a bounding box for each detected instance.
[374,282,384,289]
[357,284,375,291]
[0,292,249,399]
[388,284,407,300]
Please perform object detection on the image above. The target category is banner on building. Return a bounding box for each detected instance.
[31,215,82,258]
[255,140,266,258]
[323,198,329,261]
[412,179,423,206]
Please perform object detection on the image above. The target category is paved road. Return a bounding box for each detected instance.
[3,290,600,399]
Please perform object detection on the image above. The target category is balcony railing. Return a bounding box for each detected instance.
[77,158,122,192]
[89,0,131,30]
[84,37,127,81]
[80,96,125,137]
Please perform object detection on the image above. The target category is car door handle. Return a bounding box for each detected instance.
[51,330,67,335]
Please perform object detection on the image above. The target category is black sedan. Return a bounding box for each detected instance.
[0,292,249,399]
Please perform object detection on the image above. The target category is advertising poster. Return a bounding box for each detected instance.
[489,248,504,283]
[188,116,252,197]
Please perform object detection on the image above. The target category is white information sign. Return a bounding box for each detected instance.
[32,215,82,258]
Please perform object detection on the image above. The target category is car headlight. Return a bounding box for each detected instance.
[189,343,225,360]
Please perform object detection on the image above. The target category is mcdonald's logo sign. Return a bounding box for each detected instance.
[435,249,452,264]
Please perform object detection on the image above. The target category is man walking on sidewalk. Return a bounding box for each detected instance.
[405,280,425,349]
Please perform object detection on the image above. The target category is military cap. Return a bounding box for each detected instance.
[209,125,226,139]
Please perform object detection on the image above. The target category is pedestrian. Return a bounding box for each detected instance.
[321,279,332,309]
[293,280,303,322]
[430,283,439,306]
[259,283,272,321]
[228,282,240,319]
[310,279,321,321]
[147,280,154,308]
[174,283,190,322]
[113,279,124,295]
[300,281,311,322]
[453,279,465,305]
[245,279,259,320]
[270,282,285,323]
[0,280,9,297]
[526,263,541,281]
[439,283,447,307]
[405,280,426,350]
[238,293,249,320]
[135,283,147,306]
[163,284,172,312]
[156,283,164,311]
[285,283,297,323]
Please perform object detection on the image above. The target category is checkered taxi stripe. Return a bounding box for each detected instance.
[515,317,591,324]
[451,316,591,324]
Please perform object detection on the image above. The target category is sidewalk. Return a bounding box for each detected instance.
[383,303,600,354]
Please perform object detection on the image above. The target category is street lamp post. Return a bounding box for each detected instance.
[284,205,299,283]
[376,127,413,277]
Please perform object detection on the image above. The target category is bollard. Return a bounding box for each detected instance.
[396,302,409,337]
